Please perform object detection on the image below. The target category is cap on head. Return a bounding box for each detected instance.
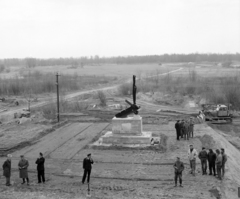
[40,152,43,156]
[20,155,24,158]
[202,147,205,150]
[87,153,91,157]
[7,154,12,158]
[221,148,224,152]
[189,144,193,147]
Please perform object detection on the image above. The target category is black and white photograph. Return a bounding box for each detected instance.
[0,0,240,198]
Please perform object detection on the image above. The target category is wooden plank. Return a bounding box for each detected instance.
[13,123,92,158]
[50,123,109,159]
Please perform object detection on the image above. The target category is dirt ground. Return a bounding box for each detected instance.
[1,120,238,199]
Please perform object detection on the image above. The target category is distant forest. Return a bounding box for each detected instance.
[1,53,240,67]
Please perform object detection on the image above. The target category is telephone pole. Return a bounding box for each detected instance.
[56,73,60,122]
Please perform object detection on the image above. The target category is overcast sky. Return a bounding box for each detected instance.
[0,0,239,58]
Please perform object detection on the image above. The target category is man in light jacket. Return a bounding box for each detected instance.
[221,148,227,178]
[188,144,198,176]
[215,149,222,180]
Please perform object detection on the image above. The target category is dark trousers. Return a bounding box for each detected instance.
[209,162,216,175]
[217,165,222,180]
[174,172,182,185]
[22,177,29,183]
[181,129,184,138]
[222,163,225,177]
[176,130,181,140]
[5,177,10,185]
[201,159,207,174]
[184,131,189,140]
[82,169,91,183]
[38,170,45,183]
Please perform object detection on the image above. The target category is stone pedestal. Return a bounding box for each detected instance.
[102,115,152,145]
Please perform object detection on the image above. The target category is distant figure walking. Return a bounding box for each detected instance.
[18,155,30,185]
[198,147,208,175]
[188,144,198,176]
[36,152,45,183]
[207,149,216,176]
[221,148,227,178]
[2,154,12,186]
[215,149,222,180]
[173,157,184,187]
[82,153,94,184]
[175,120,181,140]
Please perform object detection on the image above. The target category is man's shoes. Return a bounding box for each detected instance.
[209,173,212,175]
[6,184,11,186]
[21,182,25,184]
[27,183,30,186]
[174,184,177,187]
[38,182,41,184]
[180,184,183,187]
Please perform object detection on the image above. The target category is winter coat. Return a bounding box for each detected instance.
[2,160,11,178]
[18,159,29,178]
[216,154,222,166]
[83,157,94,170]
[207,152,216,163]
[36,157,45,171]
[173,161,184,173]
[188,148,198,161]
[198,150,208,160]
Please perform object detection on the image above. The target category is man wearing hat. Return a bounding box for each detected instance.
[18,155,30,185]
[82,153,94,184]
[35,152,45,183]
[2,154,12,186]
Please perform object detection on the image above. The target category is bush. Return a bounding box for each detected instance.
[0,64,5,73]
[118,83,131,96]
[97,91,107,106]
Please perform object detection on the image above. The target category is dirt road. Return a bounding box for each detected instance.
[0,68,184,121]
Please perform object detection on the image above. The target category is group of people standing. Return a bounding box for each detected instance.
[2,153,45,186]
[173,144,227,187]
[175,118,195,140]
[188,145,227,179]
[2,152,94,187]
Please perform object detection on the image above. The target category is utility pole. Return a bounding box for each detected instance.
[56,73,60,122]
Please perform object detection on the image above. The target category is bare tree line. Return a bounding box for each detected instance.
[1,53,240,67]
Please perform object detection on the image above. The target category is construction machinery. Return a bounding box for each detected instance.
[201,104,233,124]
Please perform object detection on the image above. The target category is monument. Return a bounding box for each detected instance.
[102,75,152,145]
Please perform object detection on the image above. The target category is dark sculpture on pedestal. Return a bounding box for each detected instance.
[115,75,141,118]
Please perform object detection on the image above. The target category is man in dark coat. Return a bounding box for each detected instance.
[207,149,216,176]
[175,120,181,140]
[2,154,12,186]
[18,155,30,185]
[198,147,208,175]
[180,120,184,138]
[82,153,94,184]
[36,152,45,183]
[173,157,184,187]
[221,148,227,178]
